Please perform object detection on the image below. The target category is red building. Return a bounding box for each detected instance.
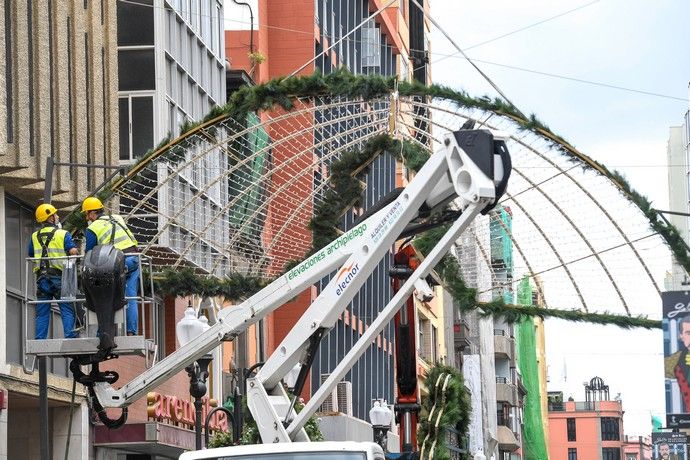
[548,377,626,460]
[224,0,425,419]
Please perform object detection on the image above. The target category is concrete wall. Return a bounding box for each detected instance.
[666,125,689,289]
[0,0,119,207]
[318,413,400,453]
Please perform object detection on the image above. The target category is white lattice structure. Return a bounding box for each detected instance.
[104,89,671,319]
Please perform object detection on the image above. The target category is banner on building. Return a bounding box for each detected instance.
[652,432,687,460]
[462,354,483,456]
[662,291,690,427]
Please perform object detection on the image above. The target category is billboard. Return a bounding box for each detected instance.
[652,432,687,460]
[663,291,690,427]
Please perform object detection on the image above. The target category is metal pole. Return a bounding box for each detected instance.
[40,157,52,460]
[194,396,203,450]
[38,356,49,460]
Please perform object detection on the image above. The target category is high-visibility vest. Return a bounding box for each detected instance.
[31,226,68,272]
[87,215,138,251]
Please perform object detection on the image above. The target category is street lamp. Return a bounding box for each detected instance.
[177,303,213,450]
[369,399,393,452]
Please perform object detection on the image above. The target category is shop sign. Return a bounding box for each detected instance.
[146,391,228,432]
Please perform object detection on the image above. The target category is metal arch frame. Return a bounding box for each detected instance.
[102,85,663,307]
[401,133,547,304]
[167,106,390,269]
[404,98,662,295]
[508,167,630,314]
[124,102,389,267]
[202,108,390,274]
[258,122,390,262]
[502,190,588,311]
[396,117,589,311]
[119,98,372,224]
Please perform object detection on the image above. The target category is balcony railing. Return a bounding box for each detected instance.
[445,425,469,459]
[547,401,601,412]
[494,328,506,336]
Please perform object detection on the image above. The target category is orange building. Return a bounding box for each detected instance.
[225,0,431,421]
[548,377,626,460]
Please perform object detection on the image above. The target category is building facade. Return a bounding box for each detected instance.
[93,1,231,456]
[0,0,120,457]
[548,377,626,460]
[664,122,689,291]
[225,0,432,433]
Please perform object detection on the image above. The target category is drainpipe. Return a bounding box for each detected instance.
[231,0,254,54]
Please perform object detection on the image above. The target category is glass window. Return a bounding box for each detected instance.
[600,417,620,441]
[362,20,381,68]
[118,49,155,91]
[567,448,577,460]
[567,417,576,442]
[116,0,153,46]
[118,97,130,160]
[131,96,154,159]
[602,448,621,460]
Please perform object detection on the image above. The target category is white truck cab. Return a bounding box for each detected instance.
[178,441,386,460]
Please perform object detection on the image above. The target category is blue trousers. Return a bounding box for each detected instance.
[35,275,78,340]
[124,255,140,335]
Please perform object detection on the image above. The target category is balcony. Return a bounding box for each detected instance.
[496,414,520,452]
[453,320,471,350]
[547,400,622,412]
[494,329,514,360]
[496,377,518,406]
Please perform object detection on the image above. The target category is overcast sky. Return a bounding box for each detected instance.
[429,0,689,435]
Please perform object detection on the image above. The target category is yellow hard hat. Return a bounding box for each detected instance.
[81,196,104,213]
[35,203,58,223]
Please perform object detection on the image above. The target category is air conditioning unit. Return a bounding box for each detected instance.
[336,381,353,416]
[319,375,353,416]
[320,374,339,413]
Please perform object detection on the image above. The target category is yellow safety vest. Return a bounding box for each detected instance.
[31,226,68,272]
[87,215,138,251]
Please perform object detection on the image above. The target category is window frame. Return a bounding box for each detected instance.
[567,417,576,442]
[600,417,620,441]
[118,92,157,162]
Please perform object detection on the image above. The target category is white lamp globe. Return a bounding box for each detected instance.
[176,306,205,347]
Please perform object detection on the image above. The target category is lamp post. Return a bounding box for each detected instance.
[177,303,213,450]
[369,399,393,452]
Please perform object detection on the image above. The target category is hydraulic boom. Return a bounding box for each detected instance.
[89,128,512,444]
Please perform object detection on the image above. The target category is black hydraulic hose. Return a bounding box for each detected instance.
[70,359,128,429]
[231,0,254,54]
[88,385,128,429]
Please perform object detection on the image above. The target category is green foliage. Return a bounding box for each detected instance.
[74,69,670,330]
[418,364,471,460]
[208,429,234,448]
[154,267,266,301]
[308,134,429,253]
[235,397,323,445]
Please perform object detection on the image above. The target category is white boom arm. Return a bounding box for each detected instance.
[92,129,511,443]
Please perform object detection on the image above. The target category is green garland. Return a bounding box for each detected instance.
[413,224,661,329]
[308,134,428,253]
[153,267,266,301]
[61,70,675,325]
[418,364,471,460]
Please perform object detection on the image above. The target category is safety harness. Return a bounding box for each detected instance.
[35,227,60,276]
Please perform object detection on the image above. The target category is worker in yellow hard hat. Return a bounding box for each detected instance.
[29,204,80,339]
[82,196,140,335]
